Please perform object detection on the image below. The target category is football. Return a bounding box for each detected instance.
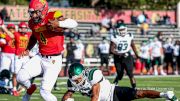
[0,38,6,47]
[46,18,64,32]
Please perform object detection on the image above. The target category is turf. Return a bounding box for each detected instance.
[0,76,179,101]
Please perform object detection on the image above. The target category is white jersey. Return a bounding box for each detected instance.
[173,45,179,56]
[74,43,84,60]
[67,68,115,101]
[110,33,133,53]
[140,45,150,59]
[98,42,110,54]
[150,41,162,57]
[163,43,174,54]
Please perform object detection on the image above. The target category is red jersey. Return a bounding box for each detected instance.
[14,32,31,55]
[28,11,64,55]
[0,33,15,53]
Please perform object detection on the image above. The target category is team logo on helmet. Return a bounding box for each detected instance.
[68,63,87,86]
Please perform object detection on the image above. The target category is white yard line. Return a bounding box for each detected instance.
[0,99,8,101]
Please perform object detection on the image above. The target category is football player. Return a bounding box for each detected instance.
[16,0,78,101]
[163,38,174,74]
[98,37,110,72]
[139,41,151,74]
[62,63,178,101]
[0,24,16,72]
[150,37,166,75]
[110,24,139,88]
[12,22,31,96]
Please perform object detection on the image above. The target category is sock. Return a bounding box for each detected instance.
[13,87,17,91]
[132,83,136,89]
[160,92,165,98]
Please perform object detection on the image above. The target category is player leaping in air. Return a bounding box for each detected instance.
[62,63,178,101]
[17,0,78,101]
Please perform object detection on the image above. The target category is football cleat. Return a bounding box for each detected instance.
[22,84,37,101]
[165,91,178,101]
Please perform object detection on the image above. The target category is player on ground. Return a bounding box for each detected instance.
[12,22,31,96]
[110,24,139,88]
[17,0,78,101]
[62,63,178,101]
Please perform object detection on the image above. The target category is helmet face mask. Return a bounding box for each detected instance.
[115,24,127,36]
[18,22,28,34]
[28,0,48,23]
[28,9,43,23]
[19,27,28,34]
[117,27,127,36]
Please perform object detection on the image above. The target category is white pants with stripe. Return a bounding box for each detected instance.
[13,55,30,74]
[17,53,62,101]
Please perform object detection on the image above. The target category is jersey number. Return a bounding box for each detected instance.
[20,40,28,48]
[40,32,47,45]
[117,42,128,51]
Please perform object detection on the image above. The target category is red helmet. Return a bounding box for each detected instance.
[7,24,15,29]
[28,0,48,23]
[18,22,28,33]
[18,22,28,28]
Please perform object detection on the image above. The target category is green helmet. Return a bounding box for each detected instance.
[68,63,85,79]
[68,63,86,86]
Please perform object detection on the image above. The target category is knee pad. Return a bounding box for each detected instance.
[17,69,31,83]
[40,88,57,101]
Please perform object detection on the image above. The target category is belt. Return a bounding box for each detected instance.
[41,53,61,58]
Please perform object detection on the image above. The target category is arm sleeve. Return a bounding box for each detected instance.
[59,18,78,28]
[110,34,115,43]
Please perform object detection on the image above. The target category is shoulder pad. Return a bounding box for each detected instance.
[87,68,98,81]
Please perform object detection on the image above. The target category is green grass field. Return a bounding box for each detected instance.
[0,76,180,101]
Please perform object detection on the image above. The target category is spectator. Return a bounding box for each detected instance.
[64,37,77,76]
[130,11,137,24]
[137,12,146,25]
[60,0,70,7]
[173,40,180,75]
[101,15,111,30]
[155,14,161,24]
[91,23,100,36]
[163,38,174,74]
[156,31,163,42]
[140,21,149,35]
[0,7,10,21]
[98,37,110,72]
[163,14,171,25]
[74,39,85,63]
